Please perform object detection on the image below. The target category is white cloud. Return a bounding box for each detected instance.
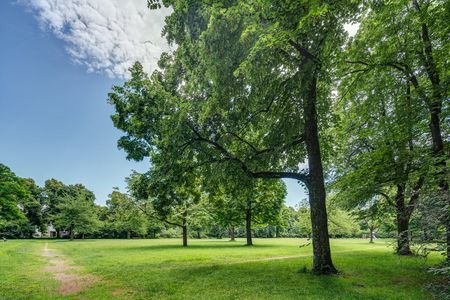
[20,0,171,78]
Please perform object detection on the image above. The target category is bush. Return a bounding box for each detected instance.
[159,227,180,238]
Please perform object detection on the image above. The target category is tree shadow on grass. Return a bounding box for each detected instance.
[119,260,374,300]
[124,242,277,252]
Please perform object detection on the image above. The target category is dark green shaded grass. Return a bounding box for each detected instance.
[0,239,440,299]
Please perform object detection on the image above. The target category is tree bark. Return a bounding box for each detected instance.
[395,185,412,255]
[127,231,131,239]
[303,72,337,274]
[69,226,74,241]
[245,200,253,246]
[182,210,188,247]
[229,226,235,241]
[369,226,374,243]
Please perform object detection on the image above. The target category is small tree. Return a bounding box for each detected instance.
[127,171,201,247]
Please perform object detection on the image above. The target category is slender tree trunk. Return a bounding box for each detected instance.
[303,72,336,274]
[69,226,74,241]
[275,226,281,238]
[245,200,253,246]
[229,226,235,241]
[369,226,374,243]
[127,231,131,239]
[82,233,85,240]
[197,230,201,239]
[182,210,188,247]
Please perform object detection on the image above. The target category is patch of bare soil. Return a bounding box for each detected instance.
[112,288,127,297]
[42,243,100,295]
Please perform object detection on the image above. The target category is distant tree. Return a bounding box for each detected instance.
[43,179,69,237]
[247,180,286,245]
[106,189,148,238]
[188,199,212,239]
[327,208,360,239]
[19,178,45,237]
[277,206,301,237]
[204,169,286,245]
[207,190,243,241]
[127,171,202,247]
[353,200,391,243]
[54,186,97,240]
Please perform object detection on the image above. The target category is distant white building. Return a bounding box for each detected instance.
[44,224,69,238]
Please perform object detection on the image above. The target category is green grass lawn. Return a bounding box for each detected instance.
[0,238,441,299]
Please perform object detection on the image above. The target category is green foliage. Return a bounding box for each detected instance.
[54,186,98,238]
[106,190,148,237]
[332,0,449,257]
[0,163,27,231]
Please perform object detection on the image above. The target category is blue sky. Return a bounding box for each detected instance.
[0,1,307,206]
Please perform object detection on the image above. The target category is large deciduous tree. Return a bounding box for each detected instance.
[110,0,358,274]
[342,0,449,258]
[333,68,429,254]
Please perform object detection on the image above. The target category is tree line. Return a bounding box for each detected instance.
[1,162,369,241]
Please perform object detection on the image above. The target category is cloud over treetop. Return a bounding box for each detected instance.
[21,0,170,78]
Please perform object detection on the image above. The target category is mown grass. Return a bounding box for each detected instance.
[0,238,441,299]
[0,239,58,299]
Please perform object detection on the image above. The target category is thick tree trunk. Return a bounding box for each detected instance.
[429,110,449,260]
[397,217,411,255]
[229,226,235,241]
[275,226,281,238]
[82,233,85,240]
[303,73,336,275]
[127,231,131,239]
[245,200,253,246]
[395,185,412,255]
[197,230,201,239]
[182,210,188,247]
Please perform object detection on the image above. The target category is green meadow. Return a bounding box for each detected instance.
[0,238,440,300]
